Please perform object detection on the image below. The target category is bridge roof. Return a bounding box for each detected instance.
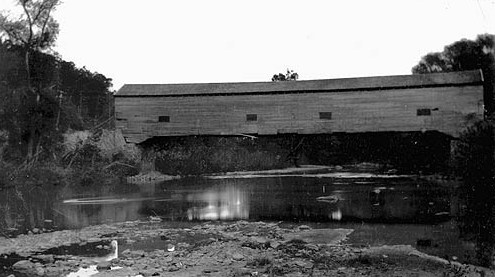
[115,70,483,97]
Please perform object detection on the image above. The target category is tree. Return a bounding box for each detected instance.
[0,41,114,161]
[272,69,299,82]
[418,35,495,267]
[412,34,495,114]
[0,0,60,91]
[0,0,60,161]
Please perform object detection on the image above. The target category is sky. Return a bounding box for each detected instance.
[1,0,494,91]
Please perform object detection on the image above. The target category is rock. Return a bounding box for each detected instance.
[232,253,244,261]
[177,242,190,248]
[152,249,166,256]
[33,254,55,263]
[283,228,353,245]
[13,260,47,276]
[306,244,319,251]
[297,225,311,230]
[35,266,45,276]
[270,241,281,249]
[293,260,308,267]
[123,260,134,266]
[129,250,146,258]
[251,236,269,245]
[97,261,111,270]
[298,261,313,269]
[149,216,162,222]
[80,261,90,268]
[122,249,131,255]
[13,260,36,271]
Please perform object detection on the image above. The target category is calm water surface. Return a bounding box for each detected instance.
[0,174,474,262]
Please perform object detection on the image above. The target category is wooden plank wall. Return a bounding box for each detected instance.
[115,85,484,143]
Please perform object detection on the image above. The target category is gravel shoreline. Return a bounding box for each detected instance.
[2,220,494,277]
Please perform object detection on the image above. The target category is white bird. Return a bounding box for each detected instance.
[105,240,119,261]
[88,240,118,263]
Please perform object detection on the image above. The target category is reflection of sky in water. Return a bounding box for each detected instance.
[331,208,342,220]
[54,195,144,228]
[186,186,249,220]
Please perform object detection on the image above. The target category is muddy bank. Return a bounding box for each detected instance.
[1,220,493,277]
[128,164,454,184]
[127,165,336,184]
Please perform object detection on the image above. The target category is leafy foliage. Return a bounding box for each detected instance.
[453,119,495,267]
[412,34,495,114]
[417,35,495,267]
[0,0,60,50]
[0,42,113,161]
[453,120,494,180]
[0,0,61,161]
[0,0,113,162]
[272,69,299,82]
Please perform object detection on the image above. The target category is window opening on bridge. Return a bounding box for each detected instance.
[416,109,431,116]
[158,116,170,122]
[319,112,332,120]
[246,114,257,121]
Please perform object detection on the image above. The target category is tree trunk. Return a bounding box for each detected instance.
[25,49,34,160]
[24,48,40,162]
[26,128,35,160]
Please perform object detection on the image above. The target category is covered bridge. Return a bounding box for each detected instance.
[115,70,484,144]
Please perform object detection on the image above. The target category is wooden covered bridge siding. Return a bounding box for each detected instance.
[115,70,484,144]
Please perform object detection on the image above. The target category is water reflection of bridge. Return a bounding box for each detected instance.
[134,176,455,224]
[0,175,457,235]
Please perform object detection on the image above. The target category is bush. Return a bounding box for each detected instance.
[0,162,66,188]
[453,119,495,267]
[148,136,290,175]
[453,119,494,180]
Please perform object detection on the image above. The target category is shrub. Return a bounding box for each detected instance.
[453,119,495,267]
[150,136,290,175]
[453,119,494,180]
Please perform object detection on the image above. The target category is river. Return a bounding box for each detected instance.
[0,172,477,264]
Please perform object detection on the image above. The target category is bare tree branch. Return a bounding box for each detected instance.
[36,1,56,49]
[20,0,34,44]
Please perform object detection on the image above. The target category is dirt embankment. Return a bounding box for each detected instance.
[2,220,493,277]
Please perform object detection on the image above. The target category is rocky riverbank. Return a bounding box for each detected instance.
[1,220,493,277]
